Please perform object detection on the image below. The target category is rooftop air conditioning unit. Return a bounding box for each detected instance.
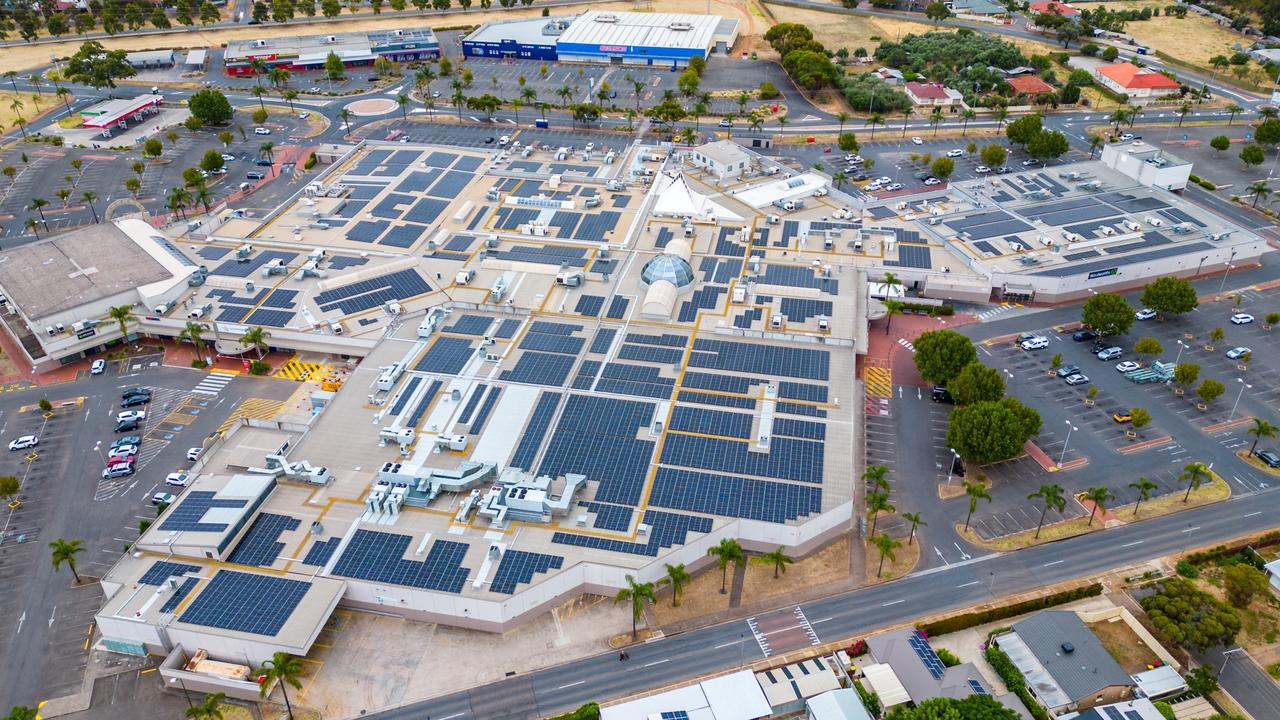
[669,22,692,30]
[595,13,618,22]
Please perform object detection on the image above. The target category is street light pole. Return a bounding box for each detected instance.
[1230,378,1252,421]
[946,448,959,485]
[1058,421,1077,468]
[1174,339,1187,366]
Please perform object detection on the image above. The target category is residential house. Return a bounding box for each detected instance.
[993,611,1135,716]
[1007,75,1056,96]
[904,81,965,107]
[876,67,905,85]
[806,688,874,720]
[863,628,1033,718]
[757,657,845,716]
[1094,63,1181,100]
[1029,1,1079,15]
[1062,698,1166,720]
[948,0,1006,16]
[1130,666,1187,701]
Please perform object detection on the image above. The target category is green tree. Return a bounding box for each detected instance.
[185,692,226,720]
[107,304,136,339]
[753,546,795,579]
[255,653,304,720]
[239,327,271,359]
[65,41,136,91]
[930,156,955,179]
[913,329,977,385]
[838,133,859,152]
[613,574,655,639]
[199,150,225,174]
[1174,363,1200,388]
[4,708,38,720]
[871,532,902,578]
[1082,292,1135,336]
[948,398,1041,464]
[1247,418,1278,456]
[1180,462,1211,501]
[143,137,163,158]
[1005,113,1042,146]
[1028,483,1065,539]
[178,322,209,360]
[1141,276,1198,316]
[863,464,889,492]
[707,538,744,594]
[49,538,85,583]
[949,362,1004,405]
[1210,135,1230,152]
[658,563,689,607]
[1141,578,1241,650]
[1083,486,1114,526]
[962,480,992,532]
[980,143,1007,169]
[1129,476,1157,516]
[325,52,345,82]
[866,490,895,537]
[1130,407,1152,433]
[1240,144,1265,167]
[924,0,951,21]
[902,511,925,546]
[1221,564,1270,609]
[1134,336,1163,358]
[189,89,233,125]
[1197,379,1225,406]
[1027,129,1070,159]
[0,475,20,507]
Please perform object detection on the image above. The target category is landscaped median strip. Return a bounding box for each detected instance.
[1023,439,1088,473]
[1203,415,1255,433]
[957,469,1231,552]
[1116,435,1172,454]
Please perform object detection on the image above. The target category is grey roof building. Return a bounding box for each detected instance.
[865,628,1032,718]
[996,612,1135,715]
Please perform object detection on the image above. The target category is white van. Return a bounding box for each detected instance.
[498,135,510,146]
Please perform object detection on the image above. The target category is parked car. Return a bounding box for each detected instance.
[994,166,1012,174]
[1021,158,1040,166]
[151,492,177,506]
[116,410,146,423]
[1096,347,1123,361]
[931,386,954,403]
[121,394,150,408]
[165,473,190,487]
[1231,313,1255,325]
[1135,308,1157,321]
[91,359,106,375]
[945,149,964,158]
[122,387,151,399]
[718,118,732,127]
[109,444,138,459]
[1111,409,1133,423]
[886,183,904,191]
[113,436,141,450]
[1064,373,1090,386]
[923,177,941,186]
[1255,449,1280,468]
[1072,329,1097,342]
[246,171,266,180]
[8,435,37,451]
[1056,364,1080,378]
[1226,346,1251,359]
[1020,337,1050,351]
[1115,361,1141,373]
[254,127,271,135]
[974,165,990,174]
[298,111,310,119]
[220,153,237,162]
[186,447,202,462]
[115,419,139,433]
[102,461,134,479]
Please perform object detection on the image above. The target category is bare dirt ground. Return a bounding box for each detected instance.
[1074,2,1253,69]
[1087,618,1161,673]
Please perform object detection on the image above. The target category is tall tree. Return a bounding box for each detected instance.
[866,490,895,536]
[1247,418,1278,456]
[1027,483,1065,539]
[185,692,226,720]
[753,547,795,578]
[1180,462,1210,502]
[49,538,85,583]
[1083,486,1115,525]
[962,480,991,532]
[239,327,271,359]
[107,304,136,339]
[902,511,926,546]
[255,653,304,720]
[658,563,689,607]
[612,574,655,639]
[872,532,902,578]
[1129,476,1157,516]
[707,538,744,594]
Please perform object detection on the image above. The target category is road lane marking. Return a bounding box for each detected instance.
[957,580,981,588]
[1244,512,1262,518]
[558,681,585,689]
[643,659,670,667]
[882,599,906,606]
[1182,526,1201,533]
[1043,560,1065,566]
[1121,541,1144,548]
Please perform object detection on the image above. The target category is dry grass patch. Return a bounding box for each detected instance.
[1073,6,1251,69]
[651,538,850,627]
[1236,450,1280,476]
[1086,618,1160,673]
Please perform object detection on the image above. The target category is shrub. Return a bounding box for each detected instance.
[1154,701,1176,720]
[758,81,780,100]
[191,359,208,369]
[304,153,317,170]
[248,360,271,376]
[920,584,1103,636]
[547,703,600,720]
[936,647,961,667]
[1176,559,1199,578]
[984,645,1024,692]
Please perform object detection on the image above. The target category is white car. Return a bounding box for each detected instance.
[116,410,146,423]
[298,111,310,119]
[109,444,138,459]
[151,492,177,506]
[8,435,37,451]
[1231,313,1254,325]
[165,472,190,487]
[220,153,236,162]
[91,359,106,375]
[254,127,271,135]
[923,177,942,186]
[1020,337,1050,350]
[876,176,892,185]
[974,165,990,174]
[186,447,202,462]
[910,136,923,145]
[1115,361,1141,373]
[1064,373,1090,386]
[1226,346,1252,359]
[946,149,964,158]
[886,183,904,191]
[1135,308,1157,321]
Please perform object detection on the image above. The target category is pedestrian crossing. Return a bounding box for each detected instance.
[192,371,237,396]
[216,398,287,435]
[897,338,916,353]
[275,357,328,382]
[977,302,1023,321]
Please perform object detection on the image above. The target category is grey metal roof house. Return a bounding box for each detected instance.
[996,612,1135,715]
[865,628,1032,718]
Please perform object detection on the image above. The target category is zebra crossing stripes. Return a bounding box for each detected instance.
[192,371,237,396]
[897,337,916,353]
[216,398,287,435]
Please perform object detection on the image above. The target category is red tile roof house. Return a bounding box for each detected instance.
[1029,1,1080,15]
[1006,75,1055,96]
[904,81,965,107]
[1095,62,1181,100]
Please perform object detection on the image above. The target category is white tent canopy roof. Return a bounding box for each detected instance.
[652,172,743,222]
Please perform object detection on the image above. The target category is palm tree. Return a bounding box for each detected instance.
[27,197,49,231]
[962,480,991,532]
[259,142,275,163]
[107,304,137,339]
[55,85,72,119]
[251,85,266,110]
[1177,102,1193,127]
[866,113,883,140]
[339,107,352,130]
[929,107,944,136]
[882,299,905,336]
[994,105,1009,130]
[835,110,849,135]
[872,532,902,578]
[1180,462,1209,502]
[1129,476,1157,517]
[1027,483,1065,540]
[49,538,85,583]
[1225,103,1242,125]
[900,107,912,138]
[1083,486,1115,525]
[960,108,976,136]
[881,271,902,297]
[239,327,271,359]
[862,464,889,491]
[866,490,895,536]
[658,563,690,607]
[613,574,655,639]
[415,67,436,98]
[707,537,744,594]
[185,692,226,720]
[1259,106,1279,121]
[10,98,27,139]
[179,322,209,359]
[1249,181,1270,209]
[1247,418,1278,456]
[80,190,99,224]
[256,653,304,720]
[396,93,409,119]
[753,546,795,579]
[282,89,298,113]
[24,218,37,238]
[1109,107,1129,131]
[1088,134,1103,159]
[832,171,846,189]
[776,114,788,137]
[902,511,926,545]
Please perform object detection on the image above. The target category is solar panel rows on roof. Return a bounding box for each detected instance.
[649,468,822,523]
[690,339,830,381]
[493,318,522,339]
[456,384,487,425]
[579,501,633,531]
[226,513,300,567]
[605,296,630,320]
[140,561,200,585]
[159,491,249,532]
[332,531,471,593]
[510,392,561,470]
[539,395,655,506]
[178,570,310,636]
[551,510,712,557]
[414,337,474,375]
[670,405,752,439]
[679,391,756,409]
[470,386,501,434]
[314,269,431,316]
[617,344,683,365]
[302,537,342,567]
[500,351,576,386]
[488,550,565,595]
[575,294,606,317]
[159,577,200,613]
[445,315,494,336]
[405,379,442,428]
[661,434,824,483]
[589,328,617,355]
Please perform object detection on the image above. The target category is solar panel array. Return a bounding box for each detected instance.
[773,417,826,441]
[470,386,501,433]
[575,294,606,317]
[211,250,298,278]
[677,286,727,323]
[457,384,487,425]
[661,434,823,483]
[589,328,617,354]
[618,344,683,365]
[140,561,200,585]
[539,395,656,505]
[552,510,712,557]
[445,315,494,336]
[332,531,471,593]
[779,381,829,403]
[579,501,632,531]
[226,513,301,567]
[690,340,830,381]
[159,577,200,614]
[488,550,565,594]
[571,360,600,390]
[519,331,585,355]
[414,337,475,374]
[389,377,422,416]
[780,298,832,322]
[679,391,756,409]
[303,538,342,567]
[682,371,755,394]
[649,468,822,523]
[510,392,561,470]
[494,318,522,339]
[159,491,248,532]
[605,296,630,319]
[670,406,752,439]
[659,712,691,720]
[910,630,946,680]
[597,363,675,400]
[778,402,827,417]
[404,379,442,428]
[314,269,431,316]
[244,309,293,327]
[968,679,987,696]
[760,265,838,294]
[499,351,575,386]
[179,570,309,636]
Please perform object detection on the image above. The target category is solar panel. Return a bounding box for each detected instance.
[444,315,494,335]
[346,219,390,243]
[660,712,690,720]
[780,298,833,322]
[760,265,839,294]
[159,491,249,532]
[910,630,946,679]
[530,321,581,335]
[572,210,620,242]
[404,198,449,225]
[575,294,606,317]
[456,384,487,425]
[331,530,471,593]
[499,352,575,386]
[388,377,423,416]
[371,192,414,218]
[414,337,475,374]
[968,679,987,696]
[140,561,200,585]
[395,169,441,193]
[428,170,473,199]
[210,251,298,279]
[579,501,632,531]
[681,371,757,394]
[777,402,827,417]
[605,296,630,319]
[679,391,756,409]
[494,319,522,339]
[303,538,342,567]
[488,550,564,594]
[327,255,368,270]
[618,344,683,364]
[772,417,826,440]
[159,577,200,613]
[178,570,309,636]
[259,289,299,308]
[649,468,822,523]
[197,246,231,260]
[589,328,617,354]
[226,513,300,567]
[660,434,824,483]
[244,309,293,327]
[423,151,459,168]
[779,381,829,403]
[379,224,425,248]
[678,286,726,323]
[571,360,601,390]
[405,379,442,428]
[216,306,249,323]
[445,234,475,252]
[314,269,431,316]
[510,392,561,470]
[670,406,752,439]
[690,340,830,381]
[552,510,712,557]
[539,395,656,505]
[519,332,585,355]
[470,386,501,434]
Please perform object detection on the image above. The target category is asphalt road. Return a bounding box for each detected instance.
[0,361,297,710]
